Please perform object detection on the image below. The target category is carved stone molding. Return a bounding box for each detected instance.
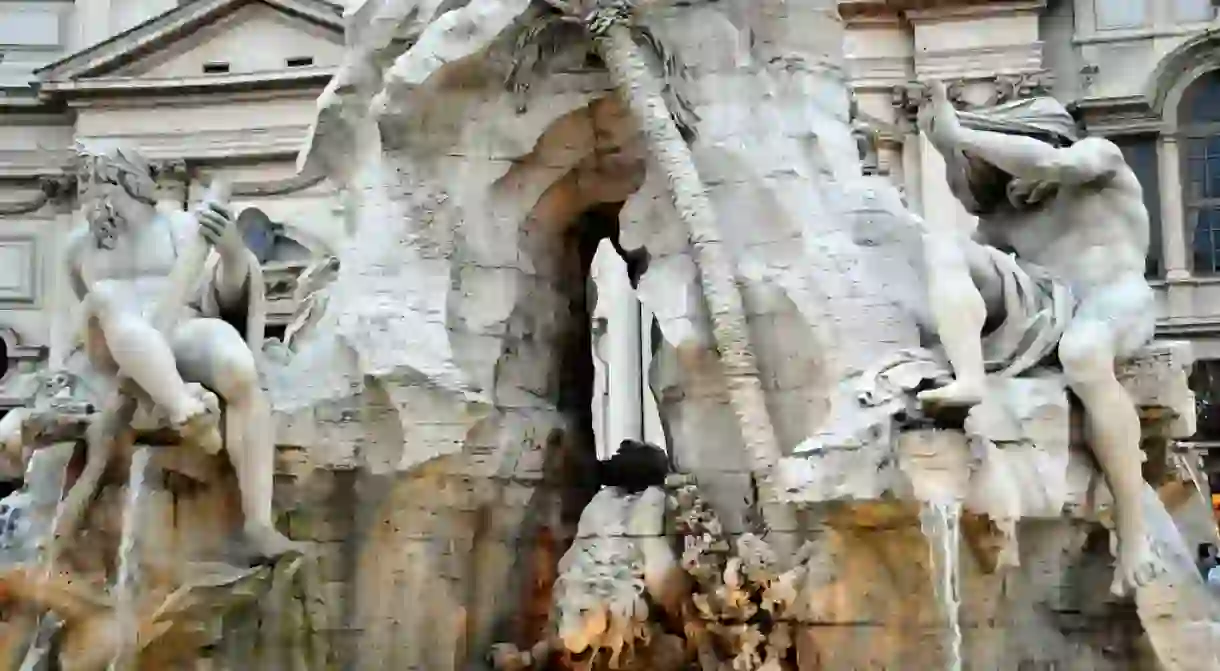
[231,173,327,198]
[0,237,40,305]
[0,174,77,217]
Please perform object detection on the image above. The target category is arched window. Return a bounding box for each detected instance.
[1180,70,1220,275]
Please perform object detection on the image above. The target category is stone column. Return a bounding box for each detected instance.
[1158,135,1192,318]
[1158,136,1190,281]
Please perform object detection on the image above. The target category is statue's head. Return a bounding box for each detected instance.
[943,97,1079,215]
[73,141,158,249]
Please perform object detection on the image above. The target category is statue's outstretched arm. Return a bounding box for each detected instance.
[954,131,1124,187]
[919,80,1123,187]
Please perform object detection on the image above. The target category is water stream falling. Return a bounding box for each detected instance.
[110,446,153,671]
[918,501,962,671]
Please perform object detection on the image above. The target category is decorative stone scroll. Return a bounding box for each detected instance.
[0,174,76,217]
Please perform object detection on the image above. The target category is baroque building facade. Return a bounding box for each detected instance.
[843,0,1220,501]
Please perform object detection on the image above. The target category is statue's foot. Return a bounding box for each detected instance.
[1110,538,1162,598]
[917,379,985,408]
[243,524,306,565]
[174,385,222,455]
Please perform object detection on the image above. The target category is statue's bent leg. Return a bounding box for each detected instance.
[171,318,298,562]
[82,285,205,425]
[1059,300,1156,597]
[918,236,1004,408]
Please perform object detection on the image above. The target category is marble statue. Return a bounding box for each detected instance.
[63,142,296,562]
[915,80,1157,595]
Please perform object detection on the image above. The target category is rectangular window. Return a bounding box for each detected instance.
[1115,135,1163,278]
[286,56,314,68]
[1174,0,1214,23]
[202,61,230,74]
[0,10,61,47]
[1094,0,1147,30]
[1183,133,1220,274]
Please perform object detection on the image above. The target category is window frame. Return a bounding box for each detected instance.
[1180,77,1220,275]
[1093,0,1149,31]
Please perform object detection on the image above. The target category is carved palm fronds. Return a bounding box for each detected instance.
[506,0,699,141]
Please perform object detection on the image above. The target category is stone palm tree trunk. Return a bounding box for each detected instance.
[590,16,798,539]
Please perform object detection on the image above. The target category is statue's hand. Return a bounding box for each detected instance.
[917,80,962,149]
[197,201,246,261]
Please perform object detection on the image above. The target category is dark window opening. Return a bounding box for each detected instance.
[1113,135,1163,278]
[1189,359,1220,442]
[1179,70,1220,275]
[202,61,231,74]
[286,56,314,68]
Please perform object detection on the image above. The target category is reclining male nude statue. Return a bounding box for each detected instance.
[915,81,1157,596]
[63,141,296,562]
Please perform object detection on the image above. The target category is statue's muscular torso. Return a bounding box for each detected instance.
[974,139,1150,300]
[66,213,193,314]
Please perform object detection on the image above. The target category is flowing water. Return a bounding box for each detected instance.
[110,446,153,671]
[919,501,962,671]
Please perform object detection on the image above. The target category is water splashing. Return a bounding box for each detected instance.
[110,446,153,671]
[919,501,962,671]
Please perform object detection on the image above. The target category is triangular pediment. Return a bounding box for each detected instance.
[37,0,343,87]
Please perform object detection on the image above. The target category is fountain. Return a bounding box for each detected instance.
[918,502,962,671]
[0,0,1214,669]
[108,446,151,671]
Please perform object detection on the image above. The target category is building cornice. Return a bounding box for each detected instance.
[839,0,1040,21]
[40,68,335,100]
[1074,95,1160,136]
[1157,316,1220,338]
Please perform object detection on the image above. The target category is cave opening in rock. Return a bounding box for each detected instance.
[556,201,655,475]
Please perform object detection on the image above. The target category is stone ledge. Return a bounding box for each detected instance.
[778,340,1196,512]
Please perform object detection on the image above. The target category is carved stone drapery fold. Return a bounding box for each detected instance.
[0,175,77,217]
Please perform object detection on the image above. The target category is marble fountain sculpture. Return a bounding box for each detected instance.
[0,0,1217,669]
